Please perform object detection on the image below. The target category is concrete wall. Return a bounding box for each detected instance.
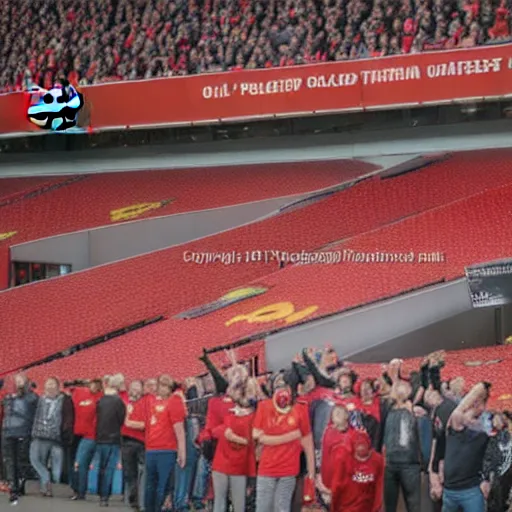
[10,231,90,270]
[350,307,498,363]
[265,278,489,370]
[10,196,297,270]
[1,120,511,178]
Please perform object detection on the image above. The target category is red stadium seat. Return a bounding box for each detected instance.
[1,149,512,374]
[0,159,375,289]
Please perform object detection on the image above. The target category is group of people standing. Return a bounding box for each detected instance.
[0,346,511,512]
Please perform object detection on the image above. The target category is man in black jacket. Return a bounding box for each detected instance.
[1,374,39,505]
[95,375,126,507]
[442,382,492,512]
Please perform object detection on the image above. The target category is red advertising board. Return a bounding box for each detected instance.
[0,44,510,134]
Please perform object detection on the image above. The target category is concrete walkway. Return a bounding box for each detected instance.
[3,481,419,511]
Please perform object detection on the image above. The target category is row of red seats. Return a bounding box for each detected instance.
[0,176,66,202]
[1,149,512,374]
[0,160,367,289]
[22,174,512,380]
[70,177,512,404]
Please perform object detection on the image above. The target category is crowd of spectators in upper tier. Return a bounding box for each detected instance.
[0,0,510,92]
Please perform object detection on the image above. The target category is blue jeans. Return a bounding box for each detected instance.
[174,418,200,511]
[96,444,120,501]
[191,454,211,509]
[75,438,96,498]
[442,486,486,512]
[29,439,64,490]
[417,416,433,468]
[145,450,177,512]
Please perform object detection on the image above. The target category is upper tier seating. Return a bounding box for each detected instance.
[1,0,510,91]
[1,149,512,374]
[0,160,369,289]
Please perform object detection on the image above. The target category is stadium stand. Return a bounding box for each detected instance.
[1,149,512,375]
[0,159,374,289]
[0,176,69,202]
[0,0,510,91]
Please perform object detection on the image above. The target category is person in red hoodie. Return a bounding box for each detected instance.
[144,374,186,512]
[319,404,356,493]
[330,430,384,512]
[121,379,145,510]
[211,378,257,512]
[69,378,103,501]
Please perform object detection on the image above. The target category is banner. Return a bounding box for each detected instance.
[0,44,511,134]
[465,259,512,307]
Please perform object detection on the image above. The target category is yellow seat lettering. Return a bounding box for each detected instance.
[0,231,17,241]
[285,305,319,324]
[110,199,174,222]
[226,301,318,327]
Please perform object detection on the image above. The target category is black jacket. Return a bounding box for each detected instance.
[2,390,39,439]
[61,393,75,446]
[96,394,126,445]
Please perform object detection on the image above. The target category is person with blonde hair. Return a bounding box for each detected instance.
[95,374,126,507]
[144,374,186,512]
[211,373,257,512]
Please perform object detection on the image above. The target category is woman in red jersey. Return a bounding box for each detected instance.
[144,375,186,512]
[330,431,384,512]
[211,378,258,512]
[253,375,315,512]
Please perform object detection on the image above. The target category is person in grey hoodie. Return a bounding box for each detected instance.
[29,377,70,497]
[2,373,39,506]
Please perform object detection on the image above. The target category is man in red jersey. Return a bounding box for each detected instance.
[253,380,315,512]
[330,431,384,512]
[144,375,186,512]
[121,380,145,511]
[69,378,103,501]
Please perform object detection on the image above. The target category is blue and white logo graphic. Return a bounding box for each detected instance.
[27,81,84,131]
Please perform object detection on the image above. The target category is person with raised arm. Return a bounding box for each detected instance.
[442,381,492,512]
[210,377,258,512]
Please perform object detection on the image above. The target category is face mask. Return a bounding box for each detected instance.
[274,388,292,411]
